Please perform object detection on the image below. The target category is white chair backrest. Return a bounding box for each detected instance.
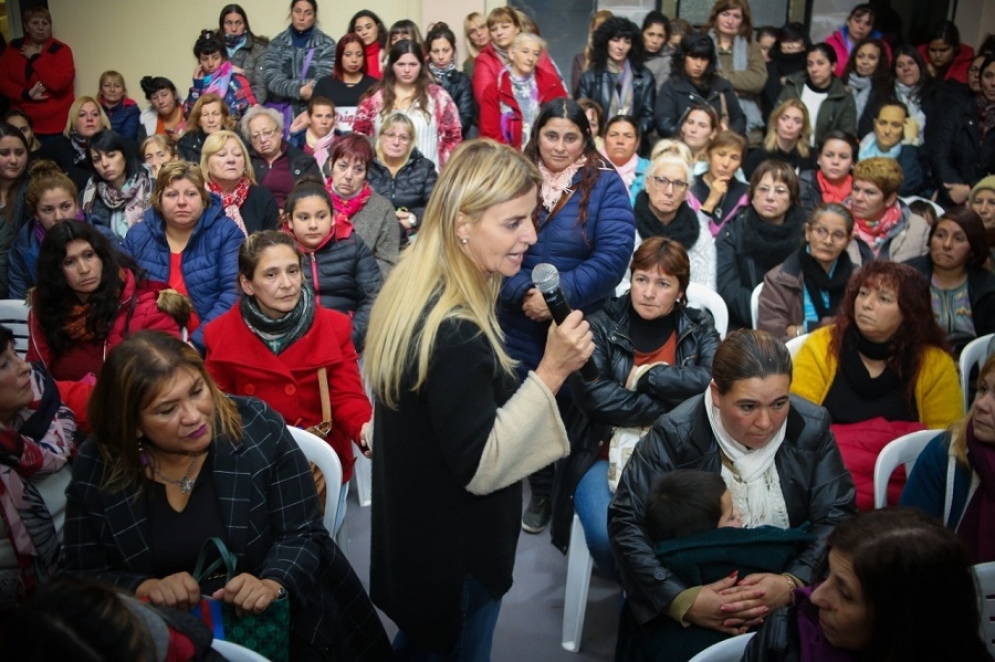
[287,426,343,536]
[974,561,995,656]
[960,334,994,413]
[750,283,763,329]
[785,333,809,359]
[211,639,271,661]
[872,429,939,509]
[687,632,756,662]
[686,283,728,339]
[0,299,29,357]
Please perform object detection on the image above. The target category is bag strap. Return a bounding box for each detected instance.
[301,48,316,82]
[545,187,577,224]
[192,536,238,584]
[317,366,331,423]
[719,92,729,127]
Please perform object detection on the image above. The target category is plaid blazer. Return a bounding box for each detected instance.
[64,396,391,660]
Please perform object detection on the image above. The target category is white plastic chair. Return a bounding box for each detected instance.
[687,632,756,662]
[785,333,809,359]
[562,513,594,652]
[974,561,995,656]
[750,283,763,329]
[287,426,349,555]
[872,429,939,509]
[960,334,994,413]
[686,283,729,339]
[0,299,29,357]
[211,639,270,661]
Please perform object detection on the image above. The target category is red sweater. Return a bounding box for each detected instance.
[203,304,371,481]
[0,37,76,135]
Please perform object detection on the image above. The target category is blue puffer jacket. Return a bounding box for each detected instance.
[8,216,117,300]
[499,163,635,377]
[121,195,242,350]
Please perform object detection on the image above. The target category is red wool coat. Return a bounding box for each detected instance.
[203,304,370,482]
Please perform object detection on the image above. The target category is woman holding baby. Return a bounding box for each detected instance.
[609,328,856,661]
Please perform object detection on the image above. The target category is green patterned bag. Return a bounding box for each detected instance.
[191,537,291,662]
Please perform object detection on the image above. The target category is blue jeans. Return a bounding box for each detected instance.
[574,460,618,581]
[392,574,503,661]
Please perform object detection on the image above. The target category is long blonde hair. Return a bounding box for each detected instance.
[764,99,811,158]
[952,353,995,466]
[364,139,541,408]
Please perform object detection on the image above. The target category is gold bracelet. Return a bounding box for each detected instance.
[782,573,798,604]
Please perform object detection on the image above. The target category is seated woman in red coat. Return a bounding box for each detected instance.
[26,220,186,382]
[478,32,567,149]
[203,230,371,533]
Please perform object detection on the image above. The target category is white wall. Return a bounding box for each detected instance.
[47,0,490,102]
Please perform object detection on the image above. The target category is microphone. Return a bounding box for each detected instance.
[532,263,599,382]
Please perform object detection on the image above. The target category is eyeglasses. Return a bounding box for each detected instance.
[250,128,277,142]
[809,225,849,243]
[649,175,688,191]
[382,132,411,144]
[756,185,791,197]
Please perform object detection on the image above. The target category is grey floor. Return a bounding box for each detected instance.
[341,481,619,661]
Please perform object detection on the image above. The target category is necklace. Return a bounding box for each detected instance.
[153,452,203,494]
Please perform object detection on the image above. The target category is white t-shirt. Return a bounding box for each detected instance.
[801,85,829,147]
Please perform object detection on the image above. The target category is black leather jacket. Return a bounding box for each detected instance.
[550,296,720,551]
[575,65,656,139]
[655,74,745,138]
[608,394,856,625]
[434,68,477,137]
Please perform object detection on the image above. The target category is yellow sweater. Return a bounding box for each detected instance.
[790,326,963,429]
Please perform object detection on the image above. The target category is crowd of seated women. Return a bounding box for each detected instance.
[1,1,995,660]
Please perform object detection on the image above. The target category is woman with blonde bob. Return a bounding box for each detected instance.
[199,129,279,234]
[175,93,231,164]
[37,96,111,192]
[744,98,813,177]
[364,139,595,658]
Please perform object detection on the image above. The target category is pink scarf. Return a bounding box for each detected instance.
[538,157,587,212]
[607,151,640,189]
[326,180,372,240]
[306,129,337,174]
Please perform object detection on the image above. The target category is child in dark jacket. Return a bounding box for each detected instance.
[616,469,814,662]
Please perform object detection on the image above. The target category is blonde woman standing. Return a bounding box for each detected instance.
[364,139,594,658]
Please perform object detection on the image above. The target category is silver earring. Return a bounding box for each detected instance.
[460,237,468,245]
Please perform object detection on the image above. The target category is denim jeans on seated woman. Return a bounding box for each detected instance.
[574,460,620,582]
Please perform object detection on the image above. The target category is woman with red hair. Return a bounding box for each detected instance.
[792,261,962,508]
[312,33,377,134]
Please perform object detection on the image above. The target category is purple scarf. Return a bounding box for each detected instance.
[795,587,856,662]
[958,421,995,563]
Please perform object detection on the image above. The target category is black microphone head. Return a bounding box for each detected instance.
[532,263,560,294]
